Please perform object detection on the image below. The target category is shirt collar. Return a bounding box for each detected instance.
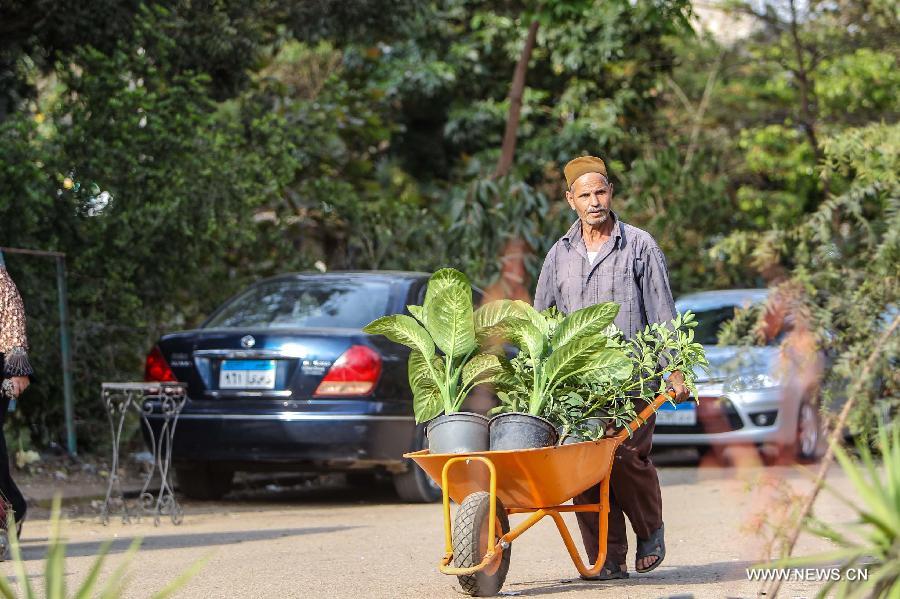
[562,211,623,249]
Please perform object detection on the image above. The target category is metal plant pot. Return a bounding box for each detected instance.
[426,412,490,454]
[489,412,559,451]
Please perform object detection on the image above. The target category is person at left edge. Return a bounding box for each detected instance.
[0,250,33,544]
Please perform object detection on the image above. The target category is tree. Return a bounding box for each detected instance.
[0,6,298,446]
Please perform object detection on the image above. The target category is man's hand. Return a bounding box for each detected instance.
[666,370,690,403]
[8,376,29,397]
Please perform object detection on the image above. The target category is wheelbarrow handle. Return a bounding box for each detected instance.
[612,390,676,443]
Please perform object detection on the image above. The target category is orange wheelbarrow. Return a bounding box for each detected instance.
[406,392,673,596]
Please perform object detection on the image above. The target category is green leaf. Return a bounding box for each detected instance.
[74,541,115,598]
[832,440,897,531]
[513,300,549,336]
[553,302,620,349]
[474,299,529,332]
[98,537,143,599]
[491,316,545,361]
[491,357,523,391]
[0,571,17,598]
[580,349,633,384]
[45,496,66,599]
[461,353,503,389]
[543,337,612,388]
[423,282,476,359]
[423,268,470,312]
[409,350,444,422]
[7,512,33,598]
[364,314,435,360]
[151,554,210,599]
[407,304,426,325]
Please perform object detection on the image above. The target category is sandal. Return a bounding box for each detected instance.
[580,558,629,580]
[635,523,665,573]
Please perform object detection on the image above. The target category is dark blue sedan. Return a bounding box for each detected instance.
[143,271,480,502]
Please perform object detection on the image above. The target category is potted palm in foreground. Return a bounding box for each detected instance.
[364,268,503,453]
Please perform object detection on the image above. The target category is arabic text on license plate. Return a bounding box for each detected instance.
[655,402,697,426]
[219,360,276,389]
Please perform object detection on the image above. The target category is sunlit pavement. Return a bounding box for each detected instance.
[8,452,851,599]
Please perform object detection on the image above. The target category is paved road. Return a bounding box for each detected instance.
[9,457,852,598]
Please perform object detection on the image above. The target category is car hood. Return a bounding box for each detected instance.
[694,345,780,383]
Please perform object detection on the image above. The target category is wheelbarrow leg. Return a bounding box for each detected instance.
[549,475,611,578]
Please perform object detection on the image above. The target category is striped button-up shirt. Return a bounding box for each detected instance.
[534,214,677,339]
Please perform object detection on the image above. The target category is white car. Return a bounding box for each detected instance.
[653,289,823,462]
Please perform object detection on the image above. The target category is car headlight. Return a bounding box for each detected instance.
[725,373,779,392]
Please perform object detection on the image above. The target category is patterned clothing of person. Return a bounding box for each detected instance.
[0,266,33,379]
[0,260,31,534]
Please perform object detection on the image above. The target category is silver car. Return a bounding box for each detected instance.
[653,289,822,461]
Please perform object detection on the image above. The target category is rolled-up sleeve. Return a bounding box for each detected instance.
[640,245,677,325]
[533,244,558,312]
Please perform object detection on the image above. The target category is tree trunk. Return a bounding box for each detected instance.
[788,0,819,159]
[494,20,540,179]
[486,19,539,303]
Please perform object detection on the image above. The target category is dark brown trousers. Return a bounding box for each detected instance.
[573,413,662,567]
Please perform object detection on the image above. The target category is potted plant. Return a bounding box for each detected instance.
[363,268,504,453]
[483,302,633,450]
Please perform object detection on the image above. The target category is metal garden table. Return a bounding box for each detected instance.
[100,382,186,525]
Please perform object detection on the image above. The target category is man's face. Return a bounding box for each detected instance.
[566,172,613,227]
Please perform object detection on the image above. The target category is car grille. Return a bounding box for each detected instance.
[654,396,745,435]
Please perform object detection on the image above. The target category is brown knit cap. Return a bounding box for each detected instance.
[563,156,607,188]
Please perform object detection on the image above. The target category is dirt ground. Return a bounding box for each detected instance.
[2,449,857,599]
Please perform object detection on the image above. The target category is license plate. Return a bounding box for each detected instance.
[656,401,697,426]
[219,360,277,389]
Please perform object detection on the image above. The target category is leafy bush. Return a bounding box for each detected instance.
[714,122,899,435]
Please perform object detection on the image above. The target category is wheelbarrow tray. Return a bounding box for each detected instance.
[406,438,617,509]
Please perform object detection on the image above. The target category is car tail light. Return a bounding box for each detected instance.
[314,345,382,397]
[144,346,177,382]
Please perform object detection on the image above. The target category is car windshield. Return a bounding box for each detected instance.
[689,306,740,345]
[205,278,392,330]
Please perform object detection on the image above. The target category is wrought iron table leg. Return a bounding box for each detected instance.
[100,383,186,526]
[101,392,135,525]
[146,394,185,525]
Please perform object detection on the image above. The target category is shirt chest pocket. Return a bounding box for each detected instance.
[590,265,633,306]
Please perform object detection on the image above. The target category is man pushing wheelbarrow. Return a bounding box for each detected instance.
[533,155,691,580]
[370,155,705,596]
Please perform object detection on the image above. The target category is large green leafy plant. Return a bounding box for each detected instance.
[482,301,633,419]
[550,311,709,439]
[364,269,503,423]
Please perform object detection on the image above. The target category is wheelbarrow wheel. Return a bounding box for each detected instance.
[453,491,511,597]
